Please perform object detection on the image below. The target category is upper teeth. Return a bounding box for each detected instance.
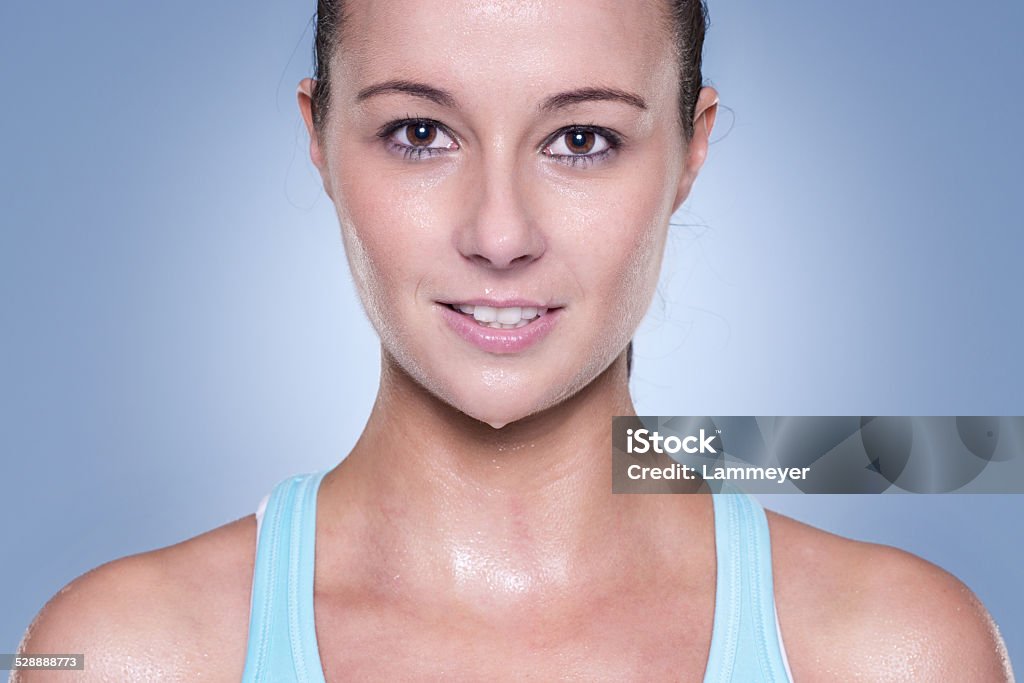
[454,304,548,326]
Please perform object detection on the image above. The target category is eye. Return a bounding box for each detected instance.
[547,130,609,156]
[380,119,458,160]
[542,127,619,168]
[393,122,449,148]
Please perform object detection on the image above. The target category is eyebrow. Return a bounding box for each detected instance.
[540,87,648,112]
[356,80,648,113]
[356,80,457,107]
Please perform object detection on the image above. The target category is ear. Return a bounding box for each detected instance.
[297,78,332,195]
[672,86,719,214]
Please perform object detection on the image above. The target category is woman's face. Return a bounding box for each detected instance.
[301,0,713,428]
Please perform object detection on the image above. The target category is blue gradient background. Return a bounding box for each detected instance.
[2,0,1021,669]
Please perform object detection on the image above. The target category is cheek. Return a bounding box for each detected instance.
[330,158,458,320]
[548,173,671,320]
[532,171,671,402]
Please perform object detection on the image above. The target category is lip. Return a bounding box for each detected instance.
[436,303,563,354]
[439,298,558,308]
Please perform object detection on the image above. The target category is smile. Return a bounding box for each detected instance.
[446,304,550,329]
[436,303,563,354]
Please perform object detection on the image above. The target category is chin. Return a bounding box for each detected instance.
[447,378,548,430]
[445,358,591,429]
[447,363,605,431]
[461,402,534,430]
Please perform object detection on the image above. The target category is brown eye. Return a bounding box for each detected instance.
[383,120,458,158]
[564,131,595,154]
[544,128,613,162]
[406,123,437,147]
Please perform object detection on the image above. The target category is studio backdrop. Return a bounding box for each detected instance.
[1,0,1021,665]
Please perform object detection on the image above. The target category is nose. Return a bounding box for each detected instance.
[454,157,546,270]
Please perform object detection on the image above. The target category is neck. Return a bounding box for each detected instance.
[318,347,705,616]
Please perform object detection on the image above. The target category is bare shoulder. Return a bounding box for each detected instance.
[13,515,258,682]
[765,509,1015,682]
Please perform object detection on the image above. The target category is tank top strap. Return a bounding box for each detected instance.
[703,485,794,682]
[242,470,329,683]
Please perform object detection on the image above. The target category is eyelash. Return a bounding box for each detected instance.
[376,118,622,168]
[376,117,457,161]
[543,125,622,169]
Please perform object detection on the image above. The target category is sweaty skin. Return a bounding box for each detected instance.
[15,1,1014,681]
[315,0,692,430]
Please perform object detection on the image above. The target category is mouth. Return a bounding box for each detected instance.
[441,303,555,330]
[435,301,564,354]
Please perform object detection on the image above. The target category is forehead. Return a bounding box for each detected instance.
[334,0,677,107]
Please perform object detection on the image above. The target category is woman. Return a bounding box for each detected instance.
[17,0,1013,680]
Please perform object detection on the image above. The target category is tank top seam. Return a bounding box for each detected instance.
[245,477,291,682]
[708,489,743,683]
[253,482,285,683]
[288,475,312,683]
[294,470,330,683]
[246,520,264,681]
[741,492,779,682]
[741,490,794,682]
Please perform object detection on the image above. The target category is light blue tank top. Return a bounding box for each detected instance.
[241,470,794,682]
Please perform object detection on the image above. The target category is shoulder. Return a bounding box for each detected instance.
[765,509,1014,682]
[13,515,258,682]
